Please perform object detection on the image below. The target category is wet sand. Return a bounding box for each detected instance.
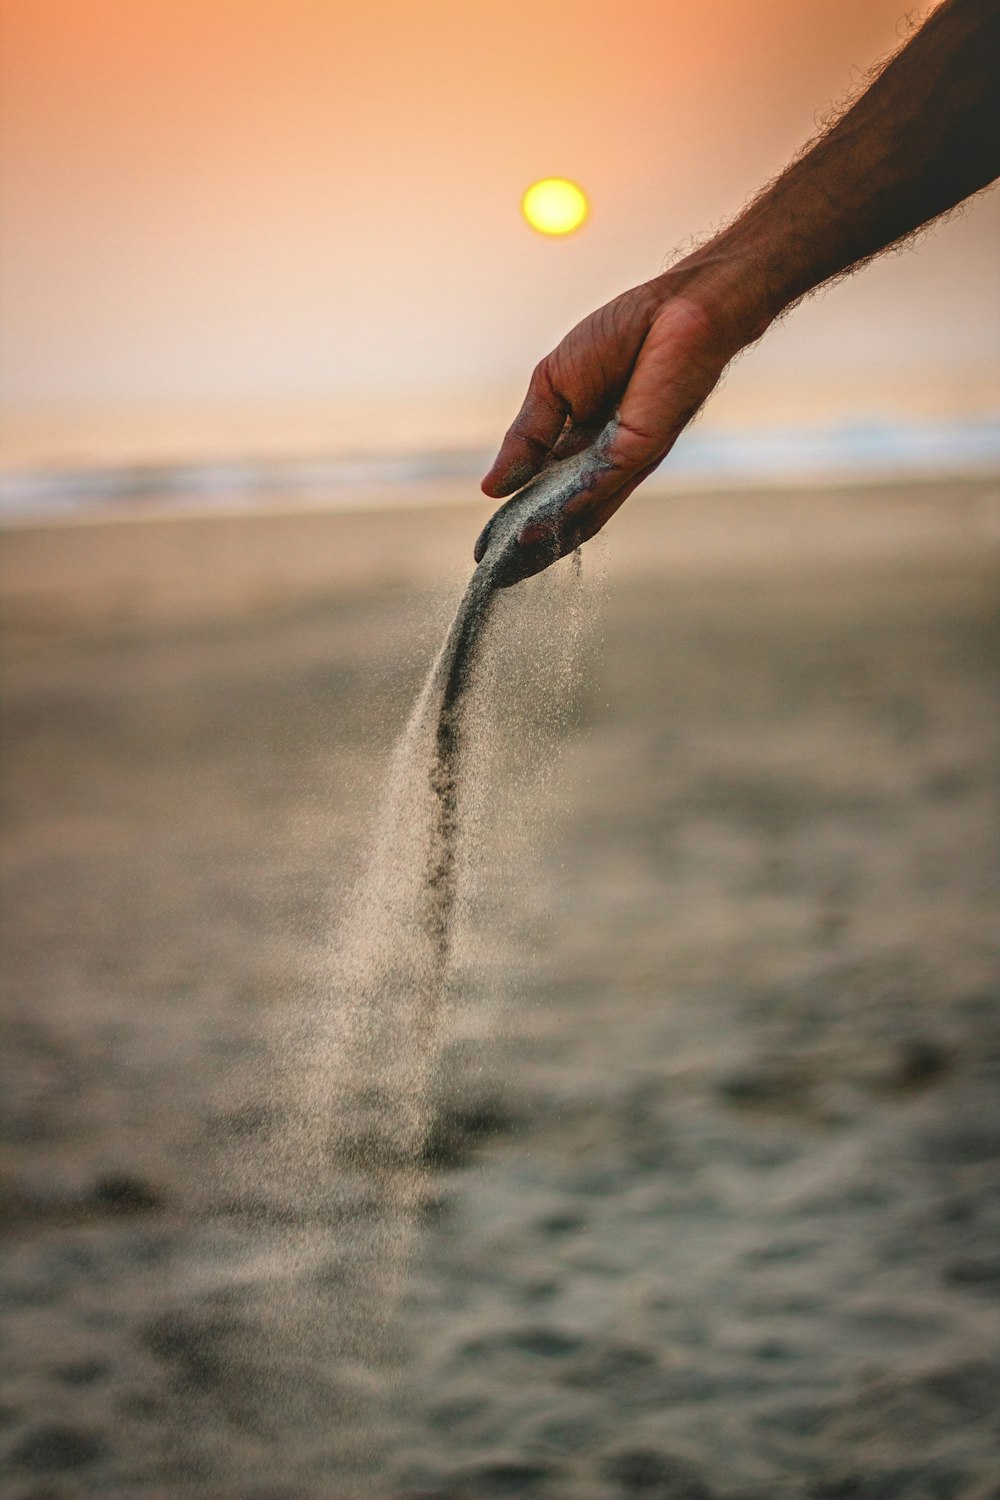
[2,479,999,1498]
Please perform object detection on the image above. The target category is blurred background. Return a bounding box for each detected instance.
[1,0,998,504]
[2,4,999,1499]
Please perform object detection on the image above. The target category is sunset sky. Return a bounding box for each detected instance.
[1,0,997,465]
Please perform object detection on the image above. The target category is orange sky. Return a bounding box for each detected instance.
[1,0,997,457]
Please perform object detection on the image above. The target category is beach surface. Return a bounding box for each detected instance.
[2,479,999,1498]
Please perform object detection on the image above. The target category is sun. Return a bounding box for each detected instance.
[521,178,589,236]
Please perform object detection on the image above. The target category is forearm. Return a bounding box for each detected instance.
[670,0,1000,347]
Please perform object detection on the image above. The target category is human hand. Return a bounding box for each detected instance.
[477,272,750,582]
[480,0,1000,587]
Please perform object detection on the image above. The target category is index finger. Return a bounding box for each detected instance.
[481,361,569,499]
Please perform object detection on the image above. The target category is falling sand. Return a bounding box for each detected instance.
[329,443,599,1178]
[229,447,603,1482]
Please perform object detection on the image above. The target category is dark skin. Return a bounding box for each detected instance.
[479,0,1000,584]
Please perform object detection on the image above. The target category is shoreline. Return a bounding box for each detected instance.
[2,418,998,529]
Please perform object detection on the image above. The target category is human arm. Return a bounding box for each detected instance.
[479,0,1000,583]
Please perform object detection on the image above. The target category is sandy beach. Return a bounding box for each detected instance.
[2,478,999,1499]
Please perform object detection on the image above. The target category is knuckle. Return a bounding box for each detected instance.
[601,415,662,470]
[507,423,551,456]
[531,356,558,398]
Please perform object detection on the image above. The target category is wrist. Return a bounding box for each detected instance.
[649,239,782,354]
